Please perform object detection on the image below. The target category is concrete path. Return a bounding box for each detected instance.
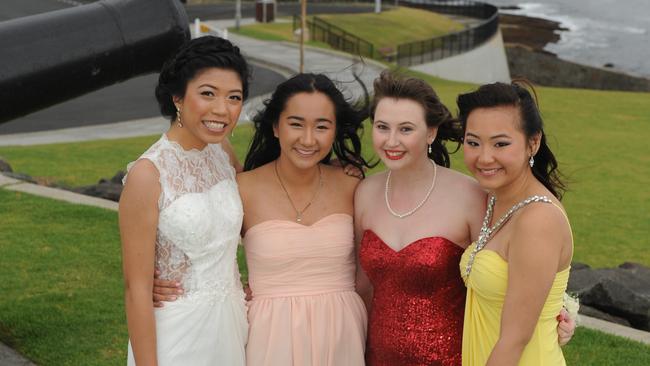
[0,18,384,147]
[0,342,36,366]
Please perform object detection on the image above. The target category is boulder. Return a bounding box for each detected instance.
[72,171,125,202]
[0,156,12,172]
[568,263,650,331]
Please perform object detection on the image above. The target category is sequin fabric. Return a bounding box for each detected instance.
[360,230,466,366]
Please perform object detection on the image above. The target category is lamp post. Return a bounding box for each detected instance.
[235,0,241,30]
[300,0,306,72]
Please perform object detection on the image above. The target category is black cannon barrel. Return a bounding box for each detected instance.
[0,0,190,124]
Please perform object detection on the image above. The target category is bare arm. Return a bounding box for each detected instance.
[222,138,243,173]
[353,180,373,312]
[119,160,161,366]
[486,206,569,366]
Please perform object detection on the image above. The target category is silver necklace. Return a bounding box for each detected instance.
[274,160,323,223]
[464,194,552,276]
[384,159,437,219]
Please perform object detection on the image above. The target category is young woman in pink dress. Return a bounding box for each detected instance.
[355,71,575,366]
[237,73,373,366]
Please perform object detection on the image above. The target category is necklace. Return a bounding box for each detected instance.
[464,194,552,276]
[274,160,323,223]
[384,159,437,219]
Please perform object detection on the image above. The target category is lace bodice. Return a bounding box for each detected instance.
[124,134,244,303]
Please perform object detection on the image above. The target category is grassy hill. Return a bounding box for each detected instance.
[231,7,464,54]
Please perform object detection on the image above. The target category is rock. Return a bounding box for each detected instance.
[579,304,631,327]
[110,170,126,185]
[571,262,590,271]
[0,157,12,172]
[505,46,650,92]
[619,262,650,278]
[569,266,650,331]
[72,171,125,202]
[74,182,122,202]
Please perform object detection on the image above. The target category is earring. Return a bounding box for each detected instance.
[529,155,535,167]
[175,108,183,128]
[428,144,432,154]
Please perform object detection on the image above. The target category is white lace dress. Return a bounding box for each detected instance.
[124,134,247,365]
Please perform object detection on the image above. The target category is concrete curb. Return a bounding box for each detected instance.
[0,117,169,147]
[579,315,650,345]
[0,342,35,366]
[1,174,117,211]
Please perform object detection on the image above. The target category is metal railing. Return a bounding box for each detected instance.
[292,15,375,59]
[396,0,499,66]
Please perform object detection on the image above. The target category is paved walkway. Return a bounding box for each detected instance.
[0,18,385,147]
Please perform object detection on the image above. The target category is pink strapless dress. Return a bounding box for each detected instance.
[360,230,466,366]
[244,214,367,366]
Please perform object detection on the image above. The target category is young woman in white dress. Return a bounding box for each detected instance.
[119,36,250,366]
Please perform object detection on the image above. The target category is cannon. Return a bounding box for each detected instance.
[0,0,190,124]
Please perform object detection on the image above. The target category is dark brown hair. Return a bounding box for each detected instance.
[457,80,567,199]
[369,70,461,167]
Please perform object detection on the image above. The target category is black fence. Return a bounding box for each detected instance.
[292,15,375,59]
[396,0,499,66]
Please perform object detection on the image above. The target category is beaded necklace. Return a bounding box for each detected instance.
[464,194,552,276]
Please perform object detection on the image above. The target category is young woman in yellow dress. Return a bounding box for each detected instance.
[458,81,573,366]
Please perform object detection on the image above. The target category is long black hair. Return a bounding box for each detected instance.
[457,81,567,199]
[244,73,374,176]
[369,70,462,168]
[155,36,250,122]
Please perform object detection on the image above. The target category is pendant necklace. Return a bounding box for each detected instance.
[274,160,323,223]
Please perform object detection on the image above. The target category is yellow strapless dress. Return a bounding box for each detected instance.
[459,243,569,366]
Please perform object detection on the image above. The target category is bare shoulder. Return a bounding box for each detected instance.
[236,163,271,198]
[120,159,160,207]
[323,164,360,195]
[354,170,386,203]
[513,199,571,251]
[516,200,569,234]
[122,159,159,191]
[437,167,486,204]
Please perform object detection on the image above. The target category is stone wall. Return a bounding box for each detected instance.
[506,46,650,92]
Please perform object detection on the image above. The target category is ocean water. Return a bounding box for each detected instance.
[487,0,650,78]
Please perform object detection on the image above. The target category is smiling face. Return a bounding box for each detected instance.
[372,97,436,170]
[463,105,539,192]
[273,92,337,170]
[173,67,243,148]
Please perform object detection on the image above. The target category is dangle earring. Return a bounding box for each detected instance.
[428,144,432,154]
[175,107,183,128]
[529,155,535,167]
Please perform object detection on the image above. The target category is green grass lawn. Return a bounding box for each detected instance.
[231,7,463,55]
[2,190,650,364]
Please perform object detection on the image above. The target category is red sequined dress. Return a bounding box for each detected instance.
[360,230,466,366]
